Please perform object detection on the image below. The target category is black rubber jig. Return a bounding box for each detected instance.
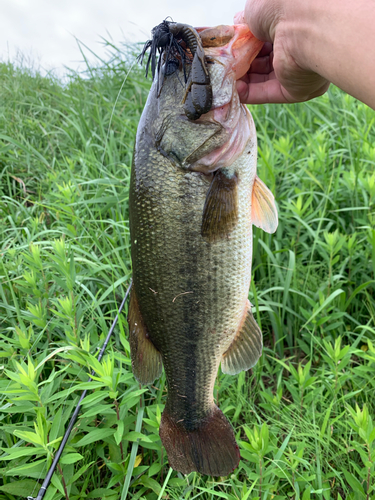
[138,20,213,120]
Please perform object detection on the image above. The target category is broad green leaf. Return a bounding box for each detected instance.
[114,420,124,445]
[148,462,161,477]
[49,407,63,443]
[0,479,39,497]
[87,488,118,498]
[74,428,116,447]
[123,431,152,442]
[59,452,83,464]
[5,458,47,478]
[342,469,365,495]
[138,476,162,495]
[13,430,44,446]
[0,446,45,459]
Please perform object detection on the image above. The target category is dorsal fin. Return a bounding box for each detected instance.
[251,175,278,234]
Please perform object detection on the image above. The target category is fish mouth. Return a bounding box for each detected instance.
[186,25,263,174]
[198,24,263,89]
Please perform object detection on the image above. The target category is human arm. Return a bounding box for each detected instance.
[236,0,375,109]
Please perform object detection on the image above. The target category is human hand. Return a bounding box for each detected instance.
[234,1,330,104]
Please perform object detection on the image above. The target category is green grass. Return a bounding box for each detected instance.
[0,42,375,500]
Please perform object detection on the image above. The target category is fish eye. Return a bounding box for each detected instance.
[199,26,235,48]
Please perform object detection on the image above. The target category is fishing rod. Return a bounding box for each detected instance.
[28,280,132,500]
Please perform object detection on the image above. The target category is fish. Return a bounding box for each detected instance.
[128,22,278,476]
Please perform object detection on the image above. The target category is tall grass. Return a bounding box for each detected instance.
[0,43,374,500]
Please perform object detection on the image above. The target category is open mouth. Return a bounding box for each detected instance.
[198,24,263,82]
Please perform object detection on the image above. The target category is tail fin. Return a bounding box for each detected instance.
[159,405,240,476]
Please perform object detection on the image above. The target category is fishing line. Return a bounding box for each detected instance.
[101,57,137,166]
[7,41,140,500]
[26,52,137,490]
[28,280,132,500]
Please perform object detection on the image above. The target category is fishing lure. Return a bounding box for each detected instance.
[139,20,213,120]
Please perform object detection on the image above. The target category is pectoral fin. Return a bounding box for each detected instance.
[201,170,238,242]
[251,175,278,234]
[221,300,262,375]
[127,290,163,384]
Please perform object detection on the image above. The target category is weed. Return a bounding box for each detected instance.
[0,44,374,499]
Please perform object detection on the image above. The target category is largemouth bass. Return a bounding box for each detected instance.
[128,22,278,476]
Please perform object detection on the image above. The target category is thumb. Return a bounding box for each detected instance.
[243,0,280,43]
[233,10,245,24]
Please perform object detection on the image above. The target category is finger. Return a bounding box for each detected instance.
[247,73,275,84]
[257,42,273,58]
[237,77,330,104]
[244,1,282,43]
[236,78,296,104]
[249,55,273,74]
[233,10,245,24]
[237,69,276,86]
[238,72,276,85]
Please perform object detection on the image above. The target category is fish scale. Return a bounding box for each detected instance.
[128,23,278,476]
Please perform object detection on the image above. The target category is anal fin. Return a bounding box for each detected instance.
[221,299,262,375]
[201,170,238,242]
[127,290,162,384]
[251,175,278,234]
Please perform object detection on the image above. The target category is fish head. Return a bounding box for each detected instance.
[142,23,263,174]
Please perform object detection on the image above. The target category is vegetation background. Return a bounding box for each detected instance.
[0,42,374,500]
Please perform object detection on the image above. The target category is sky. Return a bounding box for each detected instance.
[1,0,244,75]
